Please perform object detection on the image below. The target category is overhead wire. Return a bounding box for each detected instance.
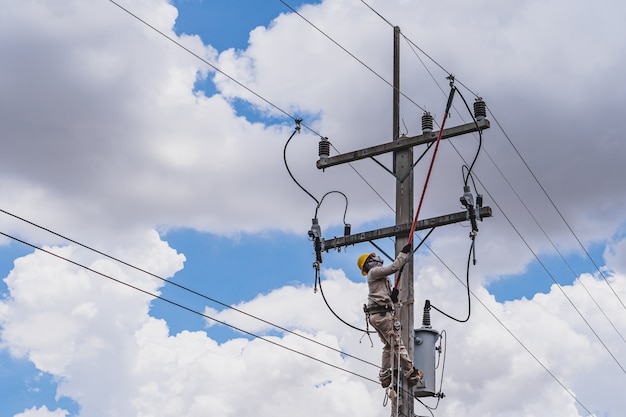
[279,0,427,113]
[374,0,626,322]
[357,0,624,406]
[366,0,626,362]
[2,232,384,383]
[0,224,434,402]
[406,33,626,346]
[0,208,379,370]
[419,238,594,415]
[406,35,626,353]
[107,0,619,408]
[109,0,397,219]
[488,108,626,314]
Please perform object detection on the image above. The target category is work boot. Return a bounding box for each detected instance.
[379,369,392,388]
[406,368,424,387]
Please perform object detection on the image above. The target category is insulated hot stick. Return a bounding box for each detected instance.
[394,80,456,292]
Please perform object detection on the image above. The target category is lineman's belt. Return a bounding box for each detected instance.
[363,304,393,313]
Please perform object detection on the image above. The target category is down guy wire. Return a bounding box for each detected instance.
[0,208,379,370]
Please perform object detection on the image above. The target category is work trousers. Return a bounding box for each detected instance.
[369,310,414,375]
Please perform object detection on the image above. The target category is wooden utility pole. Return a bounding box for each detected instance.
[392,25,415,417]
[315,26,490,416]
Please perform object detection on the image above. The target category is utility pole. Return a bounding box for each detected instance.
[313,26,491,416]
[392,25,415,417]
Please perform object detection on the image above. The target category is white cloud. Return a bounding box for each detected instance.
[14,406,68,417]
[2,0,626,416]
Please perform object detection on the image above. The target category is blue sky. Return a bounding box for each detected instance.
[1,1,626,417]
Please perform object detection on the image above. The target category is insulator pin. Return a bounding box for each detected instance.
[421,112,434,133]
[318,137,330,159]
[473,98,487,121]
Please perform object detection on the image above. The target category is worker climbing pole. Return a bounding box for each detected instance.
[284,24,492,417]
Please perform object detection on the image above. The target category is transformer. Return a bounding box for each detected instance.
[413,301,440,398]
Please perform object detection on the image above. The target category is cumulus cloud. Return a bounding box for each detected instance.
[1,0,626,416]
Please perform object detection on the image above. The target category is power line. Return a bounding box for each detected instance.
[279,0,427,113]
[362,0,626,320]
[0,209,595,411]
[364,0,626,364]
[0,228,383,385]
[0,208,380,370]
[356,0,626,395]
[108,0,397,216]
[100,0,623,408]
[487,108,626,314]
[283,0,626,394]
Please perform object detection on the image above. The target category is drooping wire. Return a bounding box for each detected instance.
[429,239,474,323]
[316,274,374,334]
[282,126,375,334]
[315,191,348,223]
[283,121,319,205]
[454,88,483,186]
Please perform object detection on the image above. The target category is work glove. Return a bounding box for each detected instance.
[390,288,399,303]
[401,243,412,254]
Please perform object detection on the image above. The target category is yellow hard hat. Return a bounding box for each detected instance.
[357,253,372,276]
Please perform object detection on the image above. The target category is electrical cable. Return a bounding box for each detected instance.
[0,208,380,370]
[385,0,626,367]
[487,107,626,314]
[279,0,427,113]
[315,191,349,223]
[383,0,626,347]
[316,272,374,334]
[0,226,436,403]
[466,174,626,374]
[429,240,473,323]
[108,0,618,406]
[0,229,379,384]
[454,88,483,186]
[110,0,398,216]
[418,238,595,415]
[283,123,319,205]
